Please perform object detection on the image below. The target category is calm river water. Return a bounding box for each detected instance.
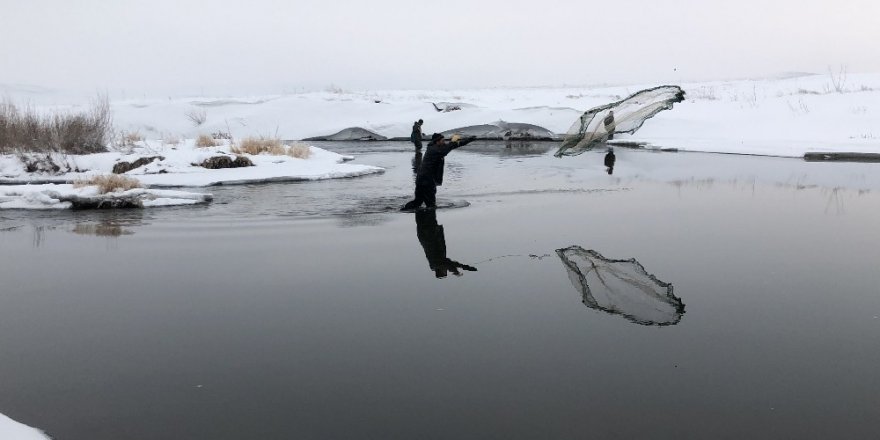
[1,142,879,439]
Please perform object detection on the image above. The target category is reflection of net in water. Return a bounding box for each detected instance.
[555,86,685,157]
[556,246,685,326]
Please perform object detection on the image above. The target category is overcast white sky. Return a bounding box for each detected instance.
[2,0,878,95]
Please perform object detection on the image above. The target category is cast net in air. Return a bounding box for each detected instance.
[556,246,685,326]
[555,85,685,157]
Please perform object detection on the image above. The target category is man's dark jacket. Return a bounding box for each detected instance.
[416,137,473,186]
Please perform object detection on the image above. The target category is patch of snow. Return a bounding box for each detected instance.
[0,141,384,188]
[0,412,50,440]
[0,184,212,210]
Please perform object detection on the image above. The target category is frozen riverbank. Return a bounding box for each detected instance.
[0,183,212,210]
[6,72,876,158]
[0,140,384,188]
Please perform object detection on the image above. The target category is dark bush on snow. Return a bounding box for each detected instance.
[197,155,254,169]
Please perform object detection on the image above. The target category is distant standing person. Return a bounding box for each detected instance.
[411,119,424,150]
[604,110,616,141]
[402,133,475,210]
[604,147,616,175]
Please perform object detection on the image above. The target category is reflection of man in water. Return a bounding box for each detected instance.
[604,147,616,175]
[412,149,422,176]
[604,110,616,141]
[415,209,477,278]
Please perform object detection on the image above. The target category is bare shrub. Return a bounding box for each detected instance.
[786,98,810,115]
[195,134,217,148]
[185,108,207,126]
[739,85,759,108]
[123,131,143,144]
[0,96,111,154]
[211,130,232,140]
[112,130,144,150]
[324,84,347,94]
[689,86,718,101]
[827,65,848,93]
[74,174,143,194]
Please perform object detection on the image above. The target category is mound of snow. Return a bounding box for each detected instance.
[442,121,558,140]
[303,127,387,141]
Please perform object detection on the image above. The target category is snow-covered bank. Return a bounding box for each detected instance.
[3,73,879,158]
[0,184,212,210]
[0,412,49,440]
[55,73,870,157]
[627,74,880,156]
[0,140,384,188]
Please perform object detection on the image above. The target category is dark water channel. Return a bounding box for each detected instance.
[1,142,879,439]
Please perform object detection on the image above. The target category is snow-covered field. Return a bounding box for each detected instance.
[7,72,873,157]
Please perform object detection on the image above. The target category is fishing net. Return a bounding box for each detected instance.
[555,85,685,157]
[556,246,685,326]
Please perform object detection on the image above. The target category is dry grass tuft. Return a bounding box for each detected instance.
[122,131,143,144]
[0,96,111,154]
[163,134,181,147]
[233,136,285,155]
[232,137,311,159]
[112,130,144,150]
[287,142,312,159]
[195,134,217,148]
[74,174,143,194]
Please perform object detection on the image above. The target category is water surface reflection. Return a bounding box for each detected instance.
[1,142,879,440]
[415,210,477,278]
[557,246,684,326]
